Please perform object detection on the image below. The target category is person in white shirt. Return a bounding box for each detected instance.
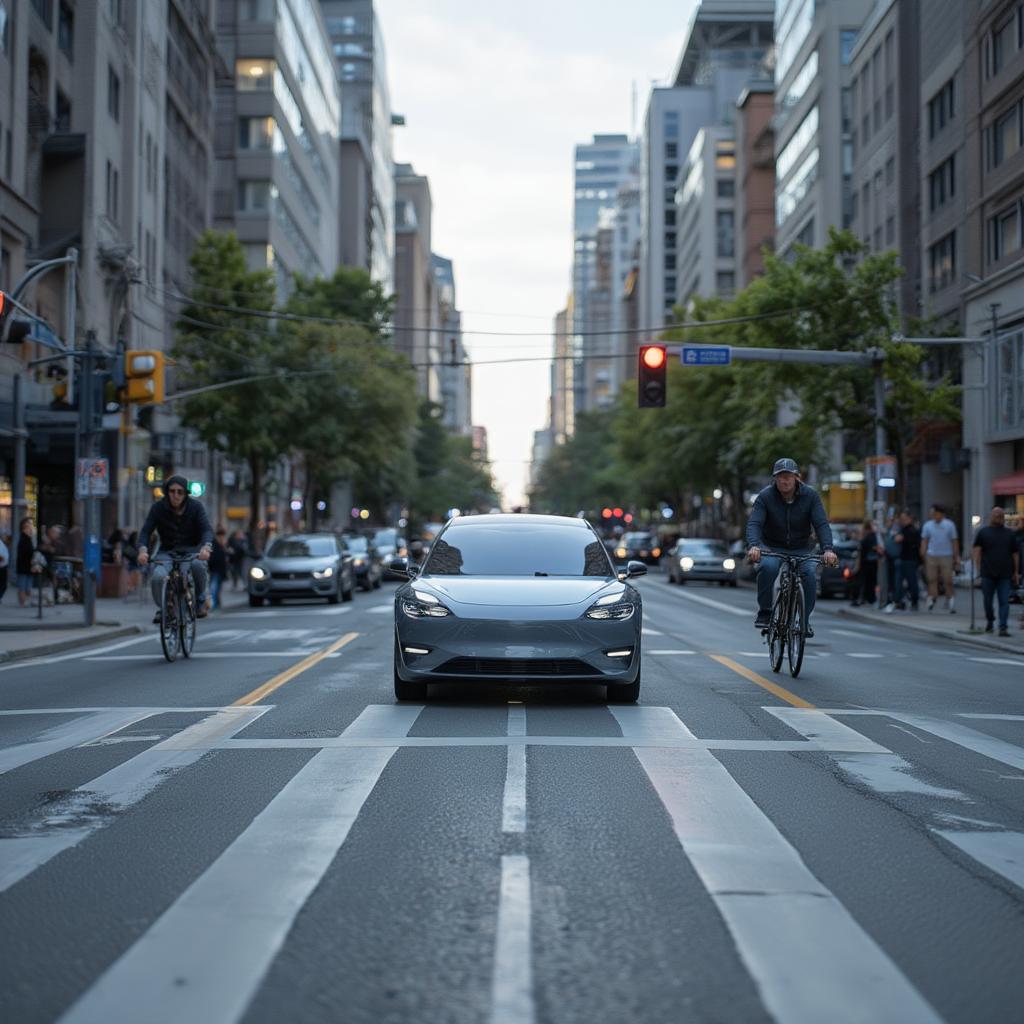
[920,504,960,613]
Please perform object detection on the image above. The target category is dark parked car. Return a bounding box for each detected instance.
[248,533,354,606]
[664,538,737,585]
[612,531,663,566]
[391,513,645,703]
[817,540,859,598]
[342,533,383,591]
[371,527,409,579]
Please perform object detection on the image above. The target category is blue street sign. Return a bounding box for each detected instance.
[681,345,731,366]
[84,535,101,576]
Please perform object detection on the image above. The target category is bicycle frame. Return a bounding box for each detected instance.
[758,551,823,678]
[159,551,198,663]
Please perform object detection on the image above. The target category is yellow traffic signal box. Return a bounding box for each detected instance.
[125,350,165,404]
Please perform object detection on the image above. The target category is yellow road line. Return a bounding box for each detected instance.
[709,654,816,709]
[232,632,360,707]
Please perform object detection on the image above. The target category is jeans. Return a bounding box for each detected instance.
[859,560,878,605]
[150,553,208,607]
[757,552,817,620]
[896,559,919,607]
[981,577,1011,629]
[210,572,225,609]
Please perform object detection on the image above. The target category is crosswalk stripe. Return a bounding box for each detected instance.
[886,714,1024,772]
[0,707,269,893]
[611,706,942,1024]
[0,708,156,775]
[58,706,423,1024]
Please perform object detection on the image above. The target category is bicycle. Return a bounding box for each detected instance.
[158,551,199,663]
[756,551,823,678]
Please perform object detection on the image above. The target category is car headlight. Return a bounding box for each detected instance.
[584,593,635,620]
[680,556,694,571]
[723,558,736,571]
[401,589,452,618]
[313,566,334,579]
[616,548,627,558]
[353,557,366,566]
[652,547,661,558]
[249,566,266,580]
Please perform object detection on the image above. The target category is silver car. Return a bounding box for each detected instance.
[664,537,738,586]
[248,533,355,606]
[391,514,645,703]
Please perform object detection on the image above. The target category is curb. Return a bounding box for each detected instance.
[834,606,1024,657]
[0,625,143,664]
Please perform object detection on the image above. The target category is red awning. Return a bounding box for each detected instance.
[991,471,1024,495]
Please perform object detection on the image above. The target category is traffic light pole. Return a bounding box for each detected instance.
[80,330,98,627]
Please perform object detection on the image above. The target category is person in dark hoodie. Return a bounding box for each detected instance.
[136,474,214,621]
[746,458,839,638]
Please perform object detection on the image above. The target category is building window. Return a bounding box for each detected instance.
[716,270,735,293]
[664,209,676,226]
[664,231,676,248]
[716,210,735,258]
[0,2,9,54]
[664,110,679,140]
[782,50,818,111]
[240,0,273,18]
[109,0,123,25]
[885,156,895,186]
[928,77,955,139]
[928,154,956,211]
[237,180,275,212]
[238,116,275,150]
[665,254,676,271]
[665,143,677,160]
[55,90,71,132]
[236,58,275,90]
[989,199,1023,262]
[664,164,678,180]
[108,65,120,121]
[32,0,52,30]
[58,2,73,57]
[840,30,858,65]
[885,215,895,245]
[105,160,119,219]
[715,142,735,170]
[777,105,819,183]
[991,102,1022,167]
[990,10,1021,77]
[928,231,956,292]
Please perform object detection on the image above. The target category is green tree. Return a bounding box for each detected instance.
[285,266,395,338]
[172,231,280,528]
[529,411,619,514]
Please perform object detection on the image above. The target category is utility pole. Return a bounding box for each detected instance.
[80,329,98,627]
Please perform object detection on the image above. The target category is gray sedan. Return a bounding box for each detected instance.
[664,538,738,585]
[248,534,355,606]
[391,514,645,703]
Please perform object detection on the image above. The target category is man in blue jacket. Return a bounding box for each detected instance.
[746,458,839,636]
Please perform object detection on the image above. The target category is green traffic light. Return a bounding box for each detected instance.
[188,481,205,497]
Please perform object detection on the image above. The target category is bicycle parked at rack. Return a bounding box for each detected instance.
[758,551,823,678]
[158,551,199,663]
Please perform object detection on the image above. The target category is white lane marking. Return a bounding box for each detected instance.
[0,634,152,672]
[611,707,941,1024]
[502,707,527,834]
[86,652,344,661]
[367,605,393,614]
[59,707,423,1024]
[0,707,269,893]
[663,588,749,616]
[762,708,889,754]
[832,628,892,642]
[847,652,885,659]
[967,657,1024,667]
[887,714,1024,773]
[834,753,970,800]
[338,703,425,738]
[490,854,535,1024]
[648,649,696,655]
[0,708,156,775]
[959,714,1024,721]
[641,627,662,636]
[736,651,769,657]
[933,830,1024,891]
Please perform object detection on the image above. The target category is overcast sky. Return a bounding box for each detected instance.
[376,0,698,506]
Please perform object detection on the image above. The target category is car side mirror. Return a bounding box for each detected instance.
[388,556,416,578]
[620,559,647,580]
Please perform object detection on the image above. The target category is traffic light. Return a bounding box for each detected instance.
[638,345,667,407]
[0,292,33,345]
[187,480,205,498]
[124,350,165,404]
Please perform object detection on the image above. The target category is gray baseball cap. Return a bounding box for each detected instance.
[771,458,799,476]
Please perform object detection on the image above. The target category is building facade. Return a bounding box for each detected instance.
[735,82,775,286]
[549,305,573,443]
[320,0,395,291]
[432,253,471,435]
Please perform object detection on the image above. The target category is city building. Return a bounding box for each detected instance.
[320,0,396,291]
[772,0,873,256]
[611,178,643,381]
[433,253,471,435]
[571,133,638,414]
[961,0,1024,525]
[549,305,573,443]
[735,82,775,286]
[529,428,554,493]
[213,0,341,297]
[393,162,439,400]
[674,125,738,306]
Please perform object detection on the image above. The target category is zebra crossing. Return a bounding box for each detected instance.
[2,702,1024,1023]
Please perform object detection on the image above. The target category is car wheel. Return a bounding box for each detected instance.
[327,587,340,605]
[678,577,686,585]
[342,581,354,602]
[729,580,738,588]
[372,575,382,590]
[248,594,264,607]
[607,671,641,704]
[394,645,427,701]
[665,571,675,583]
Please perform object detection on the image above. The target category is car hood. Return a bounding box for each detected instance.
[263,556,336,570]
[415,576,621,608]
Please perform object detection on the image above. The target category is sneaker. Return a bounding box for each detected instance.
[883,602,896,614]
[985,621,994,633]
[805,626,815,639]
[755,610,771,628]
[152,611,161,625]
[999,627,1011,638]
[948,599,956,614]
[926,597,935,611]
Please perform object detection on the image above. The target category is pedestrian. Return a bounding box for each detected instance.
[121,530,140,593]
[210,527,229,609]
[228,529,248,590]
[886,508,921,613]
[0,532,8,604]
[921,504,961,613]
[972,506,1021,637]
[854,519,883,607]
[883,512,902,608]
[16,517,37,607]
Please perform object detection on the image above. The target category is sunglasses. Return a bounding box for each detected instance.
[167,487,185,495]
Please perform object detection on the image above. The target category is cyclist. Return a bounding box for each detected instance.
[136,475,213,622]
[746,458,839,637]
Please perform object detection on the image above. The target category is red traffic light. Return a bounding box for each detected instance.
[641,345,666,369]
[613,507,623,518]
[601,507,612,519]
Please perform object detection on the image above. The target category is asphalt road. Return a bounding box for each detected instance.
[1,573,1023,1023]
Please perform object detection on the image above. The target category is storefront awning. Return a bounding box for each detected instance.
[991,471,1024,495]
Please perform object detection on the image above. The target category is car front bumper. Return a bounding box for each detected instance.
[249,575,337,598]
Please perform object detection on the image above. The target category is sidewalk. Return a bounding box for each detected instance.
[0,586,251,663]
[832,593,1024,657]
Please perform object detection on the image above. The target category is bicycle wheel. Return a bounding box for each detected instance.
[788,583,807,677]
[768,587,786,673]
[180,576,197,658]
[159,578,180,662]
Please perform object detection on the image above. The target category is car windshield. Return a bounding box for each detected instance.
[622,533,654,546]
[267,537,336,558]
[680,541,728,556]
[344,536,369,553]
[423,524,613,576]
[373,529,397,546]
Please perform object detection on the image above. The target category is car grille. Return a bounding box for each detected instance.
[437,657,596,677]
[270,571,312,580]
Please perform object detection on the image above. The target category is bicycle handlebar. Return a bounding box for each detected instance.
[749,549,825,564]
